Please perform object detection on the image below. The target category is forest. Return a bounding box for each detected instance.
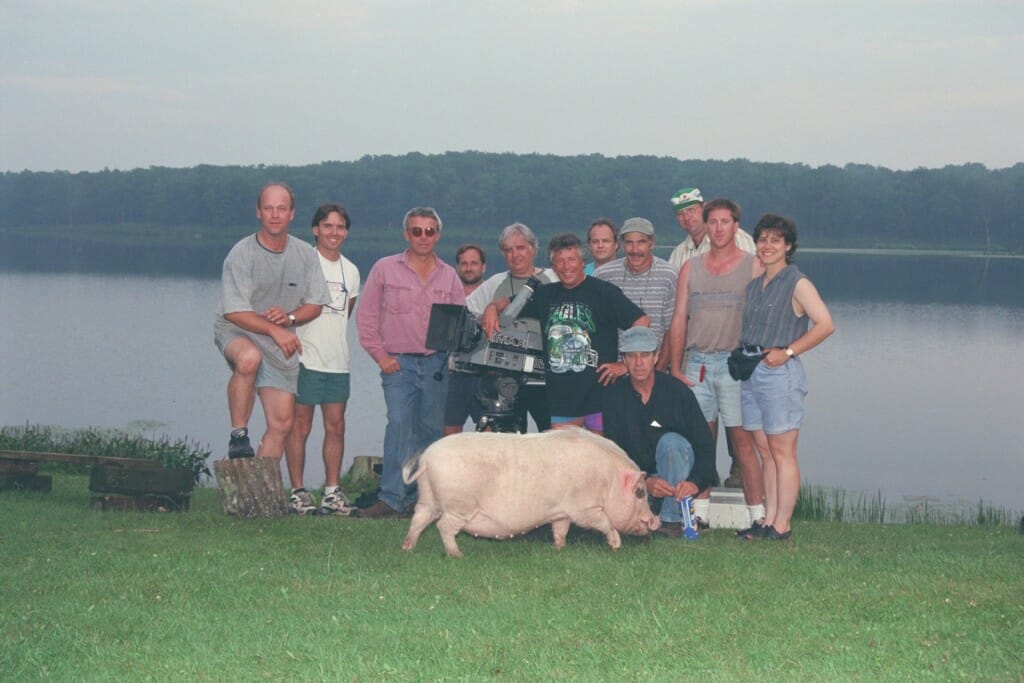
[1,152,1021,274]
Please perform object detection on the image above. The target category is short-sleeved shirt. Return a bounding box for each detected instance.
[296,251,361,373]
[214,234,331,371]
[593,256,679,351]
[521,276,644,417]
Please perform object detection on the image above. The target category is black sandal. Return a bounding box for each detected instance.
[737,520,768,540]
[764,525,792,541]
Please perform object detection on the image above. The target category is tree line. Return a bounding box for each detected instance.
[2,152,1022,256]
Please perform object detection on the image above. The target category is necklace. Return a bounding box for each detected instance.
[621,261,655,312]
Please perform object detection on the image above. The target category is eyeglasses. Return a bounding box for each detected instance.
[407,226,438,238]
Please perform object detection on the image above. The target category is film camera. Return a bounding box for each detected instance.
[426,277,546,433]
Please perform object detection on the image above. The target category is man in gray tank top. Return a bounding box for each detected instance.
[668,198,766,533]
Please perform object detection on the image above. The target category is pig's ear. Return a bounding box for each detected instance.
[623,471,646,499]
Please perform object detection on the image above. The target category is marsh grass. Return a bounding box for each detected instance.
[2,473,1022,681]
[794,482,1018,527]
[0,424,212,482]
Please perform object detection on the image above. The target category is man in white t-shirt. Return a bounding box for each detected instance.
[284,203,361,515]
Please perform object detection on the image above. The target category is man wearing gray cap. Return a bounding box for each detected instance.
[603,327,716,538]
[594,217,679,371]
[668,187,755,268]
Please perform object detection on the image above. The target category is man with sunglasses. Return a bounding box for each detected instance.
[356,207,465,518]
[284,203,361,515]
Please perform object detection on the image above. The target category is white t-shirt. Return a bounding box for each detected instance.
[296,251,361,373]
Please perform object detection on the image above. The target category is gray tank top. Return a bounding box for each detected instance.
[741,264,809,347]
[686,253,754,352]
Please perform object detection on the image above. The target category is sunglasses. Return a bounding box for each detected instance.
[407,226,438,238]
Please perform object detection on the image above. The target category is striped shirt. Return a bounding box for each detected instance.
[593,256,679,350]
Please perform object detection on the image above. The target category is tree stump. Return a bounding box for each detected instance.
[213,457,288,518]
[349,455,383,481]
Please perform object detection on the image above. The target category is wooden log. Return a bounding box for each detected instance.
[0,473,52,492]
[0,458,40,474]
[89,464,194,496]
[349,455,382,481]
[213,457,288,518]
[90,494,190,512]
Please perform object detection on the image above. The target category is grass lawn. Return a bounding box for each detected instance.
[2,475,1021,681]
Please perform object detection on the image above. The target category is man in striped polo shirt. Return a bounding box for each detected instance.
[594,217,679,372]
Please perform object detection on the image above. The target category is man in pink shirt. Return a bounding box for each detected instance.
[356,207,466,518]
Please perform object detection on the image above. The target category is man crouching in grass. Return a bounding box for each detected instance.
[602,327,716,538]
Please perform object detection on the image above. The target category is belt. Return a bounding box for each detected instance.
[398,352,431,358]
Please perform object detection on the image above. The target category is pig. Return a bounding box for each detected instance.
[400,427,661,557]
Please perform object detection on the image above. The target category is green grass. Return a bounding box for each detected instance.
[2,475,1022,681]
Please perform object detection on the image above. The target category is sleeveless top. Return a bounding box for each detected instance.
[741,264,809,347]
[686,253,754,352]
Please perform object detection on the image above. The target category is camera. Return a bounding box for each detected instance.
[426,277,547,432]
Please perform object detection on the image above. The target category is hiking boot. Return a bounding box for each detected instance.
[228,430,255,459]
[319,489,356,516]
[654,522,684,539]
[356,499,401,519]
[289,489,318,515]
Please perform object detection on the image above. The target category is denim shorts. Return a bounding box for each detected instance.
[741,357,807,435]
[685,350,742,427]
[296,365,350,405]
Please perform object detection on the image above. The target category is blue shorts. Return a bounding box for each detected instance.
[551,412,604,431]
[685,350,742,427]
[741,358,807,435]
[296,365,350,405]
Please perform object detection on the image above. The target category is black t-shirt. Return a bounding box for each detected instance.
[521,276,644,416]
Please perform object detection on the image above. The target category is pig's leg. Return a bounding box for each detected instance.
[436,513,468,558]
[402,505,441,552]
[550,517,571,549]
[572,509,622,550]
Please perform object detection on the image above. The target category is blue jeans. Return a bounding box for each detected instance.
[380,353,449,511]
[654,432,695,523]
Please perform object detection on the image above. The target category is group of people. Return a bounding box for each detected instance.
[214,182,834,541]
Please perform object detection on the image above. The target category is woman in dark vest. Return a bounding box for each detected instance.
[738,214,834,540]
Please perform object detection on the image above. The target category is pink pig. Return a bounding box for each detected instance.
[401,427,661,557]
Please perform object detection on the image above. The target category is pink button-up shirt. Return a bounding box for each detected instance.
[357,251,466,363]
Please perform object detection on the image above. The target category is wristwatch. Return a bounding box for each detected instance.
[288,313,297,326]
[784,347,795,358]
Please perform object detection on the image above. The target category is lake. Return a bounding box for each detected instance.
[1,251,1021,517]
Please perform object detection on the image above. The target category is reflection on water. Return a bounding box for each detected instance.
[1,253,1021,517]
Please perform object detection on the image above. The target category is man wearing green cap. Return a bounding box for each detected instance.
[668,187,755,268]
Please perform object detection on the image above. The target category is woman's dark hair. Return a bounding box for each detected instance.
[752,213,798,263]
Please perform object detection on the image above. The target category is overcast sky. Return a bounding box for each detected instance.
[2,1,1022,173]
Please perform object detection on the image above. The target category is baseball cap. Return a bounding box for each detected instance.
[670,188,703,213]
[619,326,658,353]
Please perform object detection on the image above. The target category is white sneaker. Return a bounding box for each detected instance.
[319,489,356,516]
[289,489,318,515]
